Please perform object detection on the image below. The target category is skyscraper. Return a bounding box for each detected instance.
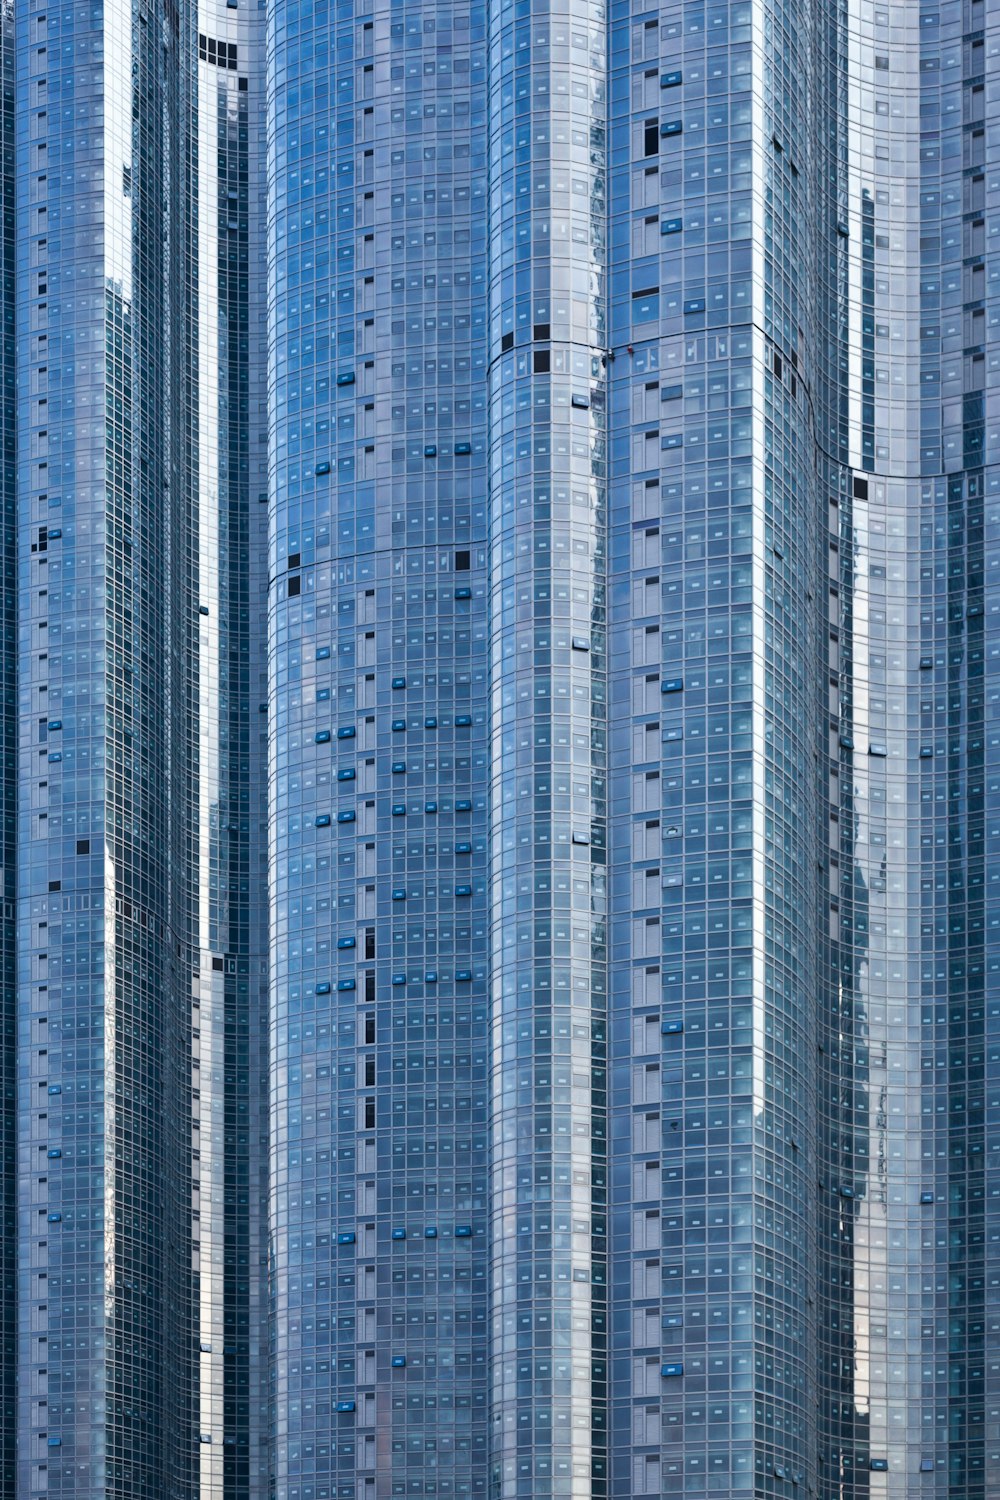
[3,0,999,1497]
[14,0,267,1493]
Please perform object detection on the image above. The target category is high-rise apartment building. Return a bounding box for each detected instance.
[2,0,998,1495]
[14,0,267,1494]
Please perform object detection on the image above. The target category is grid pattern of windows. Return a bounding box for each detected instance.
[814,0,997,1494]
[0,1,14,1494]
[267,0,491,1492]
[13,0,267,1493]
[484,0,610,1493]
[15,0,180,1484]
[606,0,821,1496]
[183,4,270,1494]
[3,0,1000,1495]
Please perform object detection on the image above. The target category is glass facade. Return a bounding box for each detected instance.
[0,1,14,1495]
[605,0,822,1493]
[813,0,997,1495]
[0,0,998,1496]
[186,0,270,1494]
[16,0,181,1486]
[266,0,490,1494]
[485,0,609,1494]
[13,0,266,1491]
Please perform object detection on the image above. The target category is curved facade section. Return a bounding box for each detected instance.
[266,0,491,1492]
[605,0,821,1493]
[4,2,1000,1496]
[0,2,13,1493]
[182,1,270,1493]
[15,0,183,1490]
[814,0,999,1494]
[13,2,268,1493]
[485,0,609,1495]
